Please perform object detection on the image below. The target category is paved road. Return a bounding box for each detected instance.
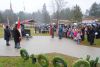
[0,36,100,61]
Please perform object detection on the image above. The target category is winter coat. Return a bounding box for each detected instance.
[4,28,11,41]
[13,28,21,42]
[76,33,81,40]
[58,27,63,36]
[89,29,95,38]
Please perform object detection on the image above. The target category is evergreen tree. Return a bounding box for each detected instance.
[42,3,50,24]
[72,5,83,23]
[0,12,3,23]
[89,2,100,17]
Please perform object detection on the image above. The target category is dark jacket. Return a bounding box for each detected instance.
[13,28,21,42]
[89,29,95,38]
[58,27,63,36]
[4,28,11,41]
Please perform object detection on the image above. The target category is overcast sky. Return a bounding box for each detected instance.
[0,0,100,14]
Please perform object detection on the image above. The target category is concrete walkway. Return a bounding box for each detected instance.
[0,36,100,60]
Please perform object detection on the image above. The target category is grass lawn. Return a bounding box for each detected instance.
[0,53,100,67]
[81,37,100,48]
[0,53,77,67]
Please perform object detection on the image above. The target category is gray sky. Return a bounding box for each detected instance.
[0,0,100,14]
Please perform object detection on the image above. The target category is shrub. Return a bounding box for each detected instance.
[37,55,49,67]
[20,49,29,61]
[73,59,90,67]
[53,57,67,67]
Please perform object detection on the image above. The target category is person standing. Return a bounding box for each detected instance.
[81,27,85,41]
[58,25,63,39]
[89,26,95,45]
[13,25,21,49]
[4,26,11,46]
[63,26,67,38]
[86,26,90,42]
[50,24,54,38]
[51,26,55,38]
[76,31,81,44]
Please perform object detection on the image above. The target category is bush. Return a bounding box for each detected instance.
[37,55,49,67]
[73,59,90,67]
[53,57,67,67]
[20,49,29,61]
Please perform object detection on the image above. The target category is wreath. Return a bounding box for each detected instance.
[37,55,49,67]
[20,49,29,61]
[30,54,37,64]
[73,59,90,67]
[53,57,67,67]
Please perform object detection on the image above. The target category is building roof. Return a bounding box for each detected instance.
[21,19,35,24]
[52,19,71,24]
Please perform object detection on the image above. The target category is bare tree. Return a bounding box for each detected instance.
[51,0,67,23]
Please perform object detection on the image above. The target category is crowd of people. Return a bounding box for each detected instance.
[34,25,50,33]
[3,23,100,49]
[50,23,100,45]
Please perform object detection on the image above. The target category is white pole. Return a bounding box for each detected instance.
[7,17,10,26]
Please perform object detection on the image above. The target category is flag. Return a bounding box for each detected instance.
[7,17,9,26]
[17,18,22,37]
[17,18,21,29]
[23,2,25,11]
[10,0,13,11]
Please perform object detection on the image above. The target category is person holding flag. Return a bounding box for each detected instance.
[13,18,21,49]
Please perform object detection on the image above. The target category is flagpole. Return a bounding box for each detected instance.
[23,1,25,12]
[10,0,13,11]
[7,17,9,26]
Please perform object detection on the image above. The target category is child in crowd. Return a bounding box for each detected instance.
[76,30,81,44]
[73,29,78,41]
